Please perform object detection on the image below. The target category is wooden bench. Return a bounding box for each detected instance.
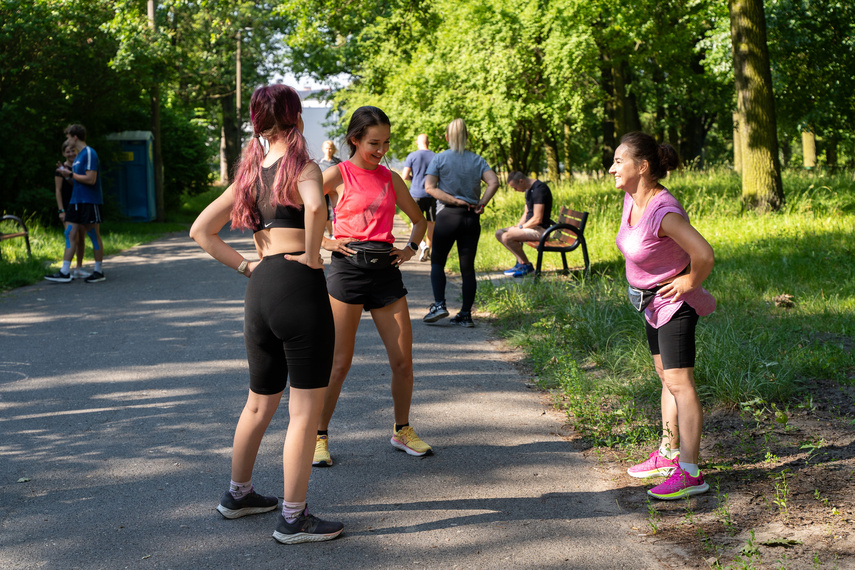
[524,206,590,278]
[0,215,32,261]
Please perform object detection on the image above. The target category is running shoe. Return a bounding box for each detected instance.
[216,489,278,519]
[449,311,475,328]
[627,449,679,479]
[272,507,344,544]
[84,271,106,283]
[423,301,449,323]
[511,263,534,278]
[391,425,433,456]
[647,466,709,500]
[72,268,92,279]
[44,271,72,283]
[313,434,332,467]
[504,263,524,275]
[418,244,430,262]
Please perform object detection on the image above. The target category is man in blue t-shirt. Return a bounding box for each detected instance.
[46,124,107,283]
[401,134,436,261]
[495,171,554,278]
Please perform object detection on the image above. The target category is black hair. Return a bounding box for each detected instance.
[620,131,679,182]
[345,106,391,157]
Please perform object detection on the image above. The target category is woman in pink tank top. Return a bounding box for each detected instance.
[611,132,716,501]
[313,106,432,466]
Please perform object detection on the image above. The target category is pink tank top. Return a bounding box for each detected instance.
[333,161,397,244]
[616,189,716,328]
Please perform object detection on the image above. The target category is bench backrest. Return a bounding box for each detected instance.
[553,207,587,245]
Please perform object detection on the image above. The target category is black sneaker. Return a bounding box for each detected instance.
[272,508,344,544]
[449,312,475,328]
[423,301,449,323]
[45,271,72,283]
[216,490,278,519]
[84,271,106,283]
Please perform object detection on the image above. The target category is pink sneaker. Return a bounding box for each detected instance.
[627,450,678,479]
[647,466,710,500]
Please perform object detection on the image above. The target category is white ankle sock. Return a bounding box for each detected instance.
[659,446,679,460]
[283,501,307,523]
[229,480,252,500]
[678,462,699,476]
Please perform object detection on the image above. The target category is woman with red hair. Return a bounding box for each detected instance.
[191,84,343,544]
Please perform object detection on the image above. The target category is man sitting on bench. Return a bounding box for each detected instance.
[495,171,554,277]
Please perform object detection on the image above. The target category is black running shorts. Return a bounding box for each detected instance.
[326,253,408,311]
[244,255,334,393]
[645,303,700,370]
[66,203,103,225]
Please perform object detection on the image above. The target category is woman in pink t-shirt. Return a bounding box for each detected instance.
[612,132,716,501]
[314,106,431,467]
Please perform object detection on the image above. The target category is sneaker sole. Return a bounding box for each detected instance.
[44,277,72,283]
[390,437,433,456]
[217,503,278,519]
[422,313,449,323]
[647,482,710,500]
[312,459,333,467]
[85,278,106,283]
[273,528,343,544]
[627,466,676,479]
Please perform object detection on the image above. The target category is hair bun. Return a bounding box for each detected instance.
[658,144,680,172]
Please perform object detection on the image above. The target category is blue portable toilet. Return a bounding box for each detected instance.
[105,131,156,221]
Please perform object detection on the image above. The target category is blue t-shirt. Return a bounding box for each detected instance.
[70,146,103,205]
[403,149,435,199]
[425,150,491,211]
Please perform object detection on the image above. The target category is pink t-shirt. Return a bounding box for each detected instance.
[333,161,397,244]
[616,189,716,328]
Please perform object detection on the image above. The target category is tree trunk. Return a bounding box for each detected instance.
[733,111,743,173]
[562,123,574,182]
[729,0,784,212]
[780,136,791,169]
[220,92,239,184]
[826,136,838,170]
[612,59,642,139]
[544,133,560,184]
[600,53,616,172]
[802,130,816,169]
[148,0,164,222]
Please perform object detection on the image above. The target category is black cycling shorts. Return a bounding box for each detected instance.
[414,197,437,223]
[244,255,334,393]
[326,253,407,311]
[645,302,699,370]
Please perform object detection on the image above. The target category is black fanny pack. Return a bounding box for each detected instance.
[343,241,395,270]
[627,265,690,312]
[627,284,663,312]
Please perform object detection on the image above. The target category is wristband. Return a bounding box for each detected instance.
[58,209,65,214]
[237,259,249,274]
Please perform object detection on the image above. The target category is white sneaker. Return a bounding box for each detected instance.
[418,244,430,262]
[72,269,91,279]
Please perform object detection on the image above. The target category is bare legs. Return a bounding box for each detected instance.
[494,226,531,265]
[653,355,702,464]
[230,386,325,503]
[318,295,414,430]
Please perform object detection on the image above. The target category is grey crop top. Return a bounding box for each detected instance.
[252,158,305,232]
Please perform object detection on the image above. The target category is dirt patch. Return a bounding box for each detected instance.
[579,380,855,568]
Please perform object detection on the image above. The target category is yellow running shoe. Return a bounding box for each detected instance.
[391,425,433,456]
[313,435,332,467]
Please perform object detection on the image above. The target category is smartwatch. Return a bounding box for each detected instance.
[237,259,249,274]
[407,242,419,252]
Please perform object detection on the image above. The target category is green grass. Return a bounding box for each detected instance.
[0,187,225,291]
[475,168,855,447]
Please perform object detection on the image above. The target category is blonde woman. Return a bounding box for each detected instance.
[423,118,499,327]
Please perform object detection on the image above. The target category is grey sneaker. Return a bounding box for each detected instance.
[217,490,278,519]
[423,301,449,323]
[72,268,91,279]
[272,507,344,544]
[45,271,72,283]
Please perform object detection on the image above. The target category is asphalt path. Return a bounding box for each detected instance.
[0,221,662,569]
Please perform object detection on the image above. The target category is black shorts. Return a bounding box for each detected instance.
[414,197,437,223]
[66,203,103,225]
[244,255,335,394]
[645,303,700,370]
[326,253,408,311]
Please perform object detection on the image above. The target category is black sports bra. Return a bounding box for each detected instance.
[252,158,305,232]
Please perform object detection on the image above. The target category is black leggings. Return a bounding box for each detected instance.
[244,255,335,393]
[645,303,699,370]
[430,206,480,312]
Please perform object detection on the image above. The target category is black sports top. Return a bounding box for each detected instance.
[252,158,305,232]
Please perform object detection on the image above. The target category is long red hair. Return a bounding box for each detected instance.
[231,85,310,230]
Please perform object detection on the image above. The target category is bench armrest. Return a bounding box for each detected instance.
[537,222,584,248]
